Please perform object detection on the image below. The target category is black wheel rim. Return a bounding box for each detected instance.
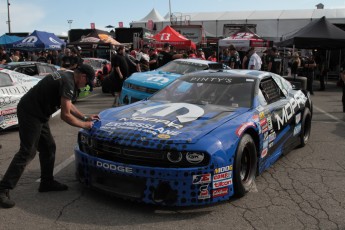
[304,116,311,142]
[240,146,250,181]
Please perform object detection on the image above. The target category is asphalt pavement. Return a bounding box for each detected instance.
[0,80,344,230]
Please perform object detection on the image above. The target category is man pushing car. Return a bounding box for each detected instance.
[0,64,100,208]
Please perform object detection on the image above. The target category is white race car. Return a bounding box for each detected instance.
[0,68,40,130]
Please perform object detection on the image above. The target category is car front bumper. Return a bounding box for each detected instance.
[75,147,234,206]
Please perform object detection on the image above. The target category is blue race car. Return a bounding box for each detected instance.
[120,58,227,105]
[75,69,312,206]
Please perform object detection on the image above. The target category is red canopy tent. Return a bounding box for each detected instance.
[152,26,196,50]
[219,26,273,51]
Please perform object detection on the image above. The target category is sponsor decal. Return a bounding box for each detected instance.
[157,134,170,139]
[198,185,210,199]
[293,123,302,136]
[190,77,232,84]
[132,103,204,123]
[121,117,182,129]
[295,113,301,124]
[263,131,268,140]
[269,142,274,148]
[147,76,169,84]
[213,171,232,182]
[275,93,305,130]
[263,140,268,149]
[268,132,276,142]
[0,85,31,95]
[235,122,255,137]
[213,179,232,189]
[96,161,133,174]
[192,174,211,184]
[261,148,268,158]
[260,118,267,127]
[0,108,16,116]
[214,165,233,174]
[101,121,181,136]
[262,123,269,133]
[259,111,265,120]
[252,114,259,122]
[267,116,273,130]
[212,187,229,198]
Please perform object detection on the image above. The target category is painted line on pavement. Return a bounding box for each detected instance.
[36,155,75,182]
[51,92,100,118]
[313,105,345,125]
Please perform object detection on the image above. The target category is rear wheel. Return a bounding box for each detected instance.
[233,134,257,198]
[299,108,312,147]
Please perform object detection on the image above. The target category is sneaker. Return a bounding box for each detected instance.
[38,180,68,193]
[0,189,15,208]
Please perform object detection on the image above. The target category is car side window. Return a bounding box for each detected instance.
[0,73,13,87]
[259,77,285,104]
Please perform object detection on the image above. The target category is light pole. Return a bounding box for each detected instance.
[7,0,11,33]
[67,20,73,30]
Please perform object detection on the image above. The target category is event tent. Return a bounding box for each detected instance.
[218,26,273,51]
[7,30,65,50]
[0,34,22,46]
[152,25,196,50]
[69,29,121,50]
[276,16,345,49]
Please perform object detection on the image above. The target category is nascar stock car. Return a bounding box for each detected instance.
[0,69,40,130]
[75,69,312,206]
[119,58,228,105]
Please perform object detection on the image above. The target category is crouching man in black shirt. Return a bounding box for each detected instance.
[0,64,100,209]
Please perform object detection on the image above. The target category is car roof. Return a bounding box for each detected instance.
[173,58,218,65]
[181,69,270,80]
[5,61,55,67]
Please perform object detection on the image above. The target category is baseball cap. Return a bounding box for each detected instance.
[77,64,95,87]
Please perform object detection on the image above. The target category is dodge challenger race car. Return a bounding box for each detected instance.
[75,69,313,206]
[0,69,40,130]
[119,58,227,105]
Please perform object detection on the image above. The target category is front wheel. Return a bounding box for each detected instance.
[233,134,257,198]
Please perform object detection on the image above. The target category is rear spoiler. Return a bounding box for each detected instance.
[208,63,225,70]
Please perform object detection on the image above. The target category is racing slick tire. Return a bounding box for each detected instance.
[233,134,257,198]
[299,107,312,147]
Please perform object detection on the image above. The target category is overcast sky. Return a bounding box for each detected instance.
[1,0,345,36]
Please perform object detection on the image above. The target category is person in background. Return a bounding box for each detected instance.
[242,50,250,70]
[111,45,129,107]
[228,45,241,69]
[0,64,98,209]
[340,68,345,112]
[220,48,230,65]
[61,48,72,68]
[188,50,196,58]
[157,43,182,67]
[0,46,11,64]
[148,48,158,70]
[248,48,262,70]
[56,46,66,66]
[36,51,48,63]
[291,52,301,77]
[267,47,282,74]
[137,45,150,72]
[207,50,217,62]
[303,52,317,95]
[196,48,206,60]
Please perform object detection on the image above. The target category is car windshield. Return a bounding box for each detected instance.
[83,59,102,70]
[157,60,209,75]
[150,75,255,108]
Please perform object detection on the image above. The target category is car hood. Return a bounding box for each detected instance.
[125,71,181,89]
[91,101,248,144]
